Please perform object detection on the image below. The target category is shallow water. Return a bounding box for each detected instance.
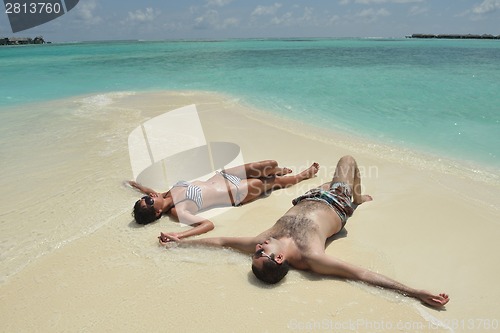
[1,38,499,168]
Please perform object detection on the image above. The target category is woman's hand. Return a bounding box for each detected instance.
[158,232,181,245]
[127,180,158,196]
[127,180,139,188]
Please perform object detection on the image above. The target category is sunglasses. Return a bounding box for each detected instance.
[253,248,278,265]
[142,196,154,207]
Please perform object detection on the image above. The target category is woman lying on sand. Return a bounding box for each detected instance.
[129,160,319,240]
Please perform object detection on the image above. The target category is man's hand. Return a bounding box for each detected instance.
[158,232,181,245]
[416,291,450,308]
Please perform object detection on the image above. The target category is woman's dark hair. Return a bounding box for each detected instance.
[252,259,290,284]
[132,200,159,225]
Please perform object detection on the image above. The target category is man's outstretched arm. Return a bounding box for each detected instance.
[159,233,258,254]
[306,254,449,308]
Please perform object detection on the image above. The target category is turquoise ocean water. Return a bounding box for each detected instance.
[1,38,499,170]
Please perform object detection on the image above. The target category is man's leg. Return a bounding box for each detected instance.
[324,155,371,205]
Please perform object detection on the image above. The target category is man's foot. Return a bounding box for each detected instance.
[297,162,320,180]
[353,194,373,205]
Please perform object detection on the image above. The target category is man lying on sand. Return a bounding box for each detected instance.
[159,155,449,308]
[130,160,319,239]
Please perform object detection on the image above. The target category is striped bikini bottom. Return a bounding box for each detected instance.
[216,170,243,206]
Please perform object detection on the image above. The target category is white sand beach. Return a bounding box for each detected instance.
[0,91,499,332]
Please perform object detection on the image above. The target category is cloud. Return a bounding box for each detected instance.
[472,0,500,14]
[194,9,238,29]
[359,0,422,3]
[75,0,101,25]
[458,0,500,19]
[194,9,219,29]
[222,17,239,28]
[251,3,319,29]
[328,14,341,25]
[127,8,159,23]
[270,12,293,25]
[251,3,283,16]
[409,5,428,15]
[354,8,390,22]
[206,0,233,7]
[342,0,422,3]
[268,6,316,27]
[302,6,314,22]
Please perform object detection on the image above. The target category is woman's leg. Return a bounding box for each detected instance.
[223,160,291,179]
[238,162,320,205]
[271,162,320,189]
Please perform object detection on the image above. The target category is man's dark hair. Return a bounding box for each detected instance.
[252,259,290,284]
[132,200,159,225]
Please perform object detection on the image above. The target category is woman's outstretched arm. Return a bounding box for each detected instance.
[127,180,158,196]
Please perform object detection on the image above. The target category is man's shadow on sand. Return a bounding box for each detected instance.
[246,228,349,288]
[246,227,447,311]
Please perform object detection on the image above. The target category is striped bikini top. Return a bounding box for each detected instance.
[172,181,203,210]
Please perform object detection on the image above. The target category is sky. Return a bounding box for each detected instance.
[1,0,500,42]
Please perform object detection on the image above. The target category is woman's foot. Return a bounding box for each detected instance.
[297,162,320,180]
[274,167,293,176]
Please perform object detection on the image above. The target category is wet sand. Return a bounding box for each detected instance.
[1,91,499,332]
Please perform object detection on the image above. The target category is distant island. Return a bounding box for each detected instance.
[0,36,48,45]
[407,33,500,40]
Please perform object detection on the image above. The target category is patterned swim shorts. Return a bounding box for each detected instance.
[292,182,354,226]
